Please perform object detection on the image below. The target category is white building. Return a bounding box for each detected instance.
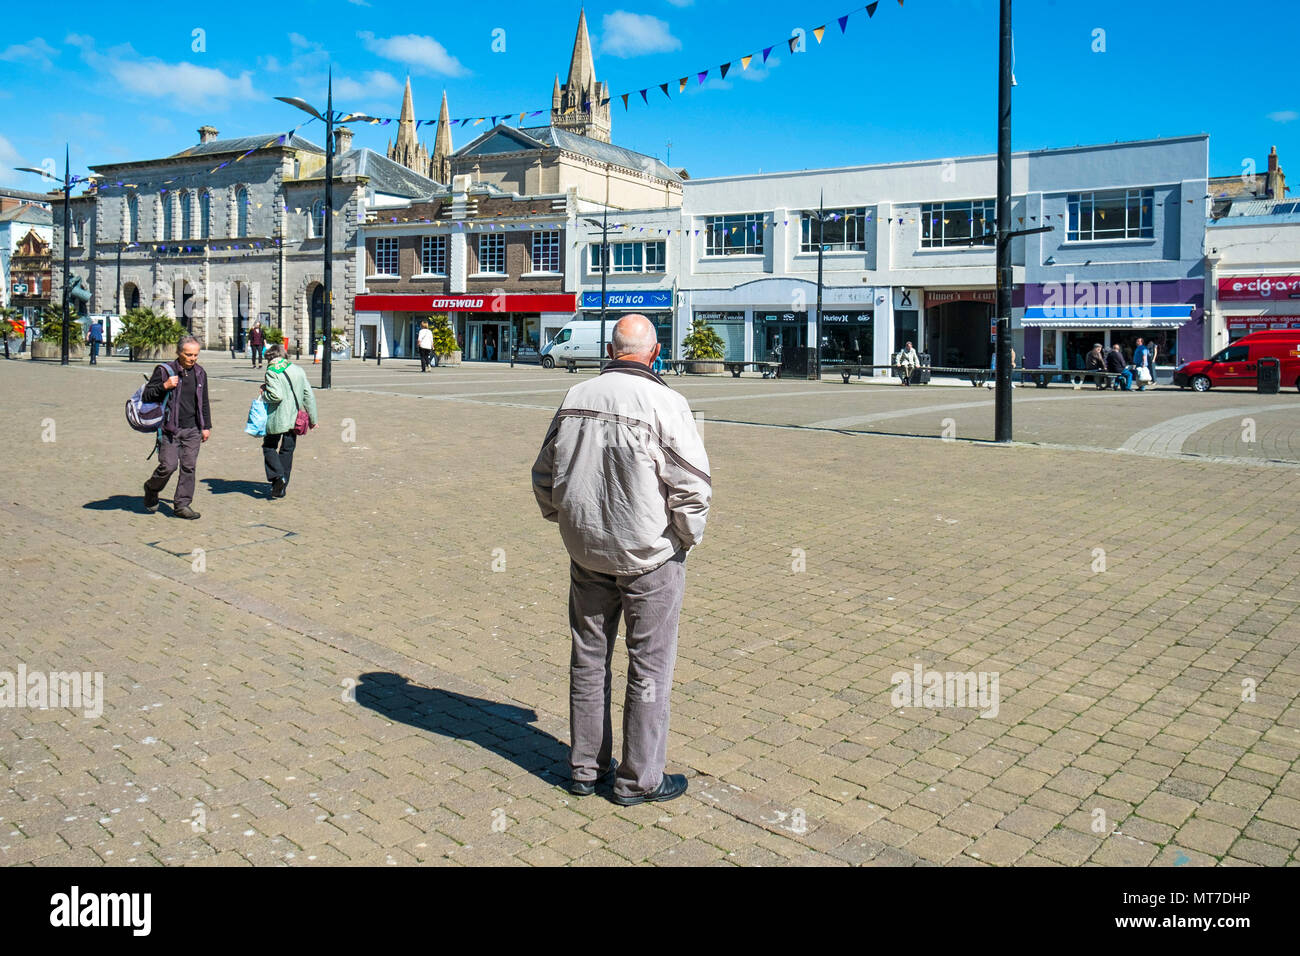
[1204,197,1300,345]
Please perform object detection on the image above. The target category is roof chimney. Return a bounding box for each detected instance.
[334,126,354,156]
[198,125,219,144]
[1268,145,1278,173]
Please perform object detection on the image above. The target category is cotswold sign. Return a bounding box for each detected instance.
[354,293,577,312]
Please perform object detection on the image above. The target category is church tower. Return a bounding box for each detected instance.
[550,9,611,143]
[387,76,434,177]
[431,91,453,184]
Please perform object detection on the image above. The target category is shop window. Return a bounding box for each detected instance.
[373,237,398,276]
[801,208,867,252]
[705,214,764,256]
[1067,189,1154,241]
[921,199,995,248]
[478,233,505,274]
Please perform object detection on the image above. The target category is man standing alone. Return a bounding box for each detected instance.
[86,319,103,365]
[249,322,265,369]
[142,335,211,519]
[417,320,433,373]
[532,314,711,805]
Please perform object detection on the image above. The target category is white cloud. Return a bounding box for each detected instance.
[666,0,694,6]
[739,54,781,81]
[0,37,57,69]
[347,0,372,5]
[334,70,402,102]
[357,31,466,77]
[0,133,30,187]
[108,59,258,110]
[599,12,681,58]
[1267,110,1298,123]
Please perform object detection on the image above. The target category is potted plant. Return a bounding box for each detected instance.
[113,307,186,361]
[681,316,726,374]
[431,314,461,366]
[263,327,285,346]
[0,306,21,360]
[31,306,86,360]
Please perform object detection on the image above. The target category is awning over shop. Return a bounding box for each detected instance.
[1022,304,1192,329]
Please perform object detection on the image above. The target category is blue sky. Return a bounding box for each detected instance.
[1,0,1296,189]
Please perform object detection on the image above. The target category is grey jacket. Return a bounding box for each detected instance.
[532,361,712,575]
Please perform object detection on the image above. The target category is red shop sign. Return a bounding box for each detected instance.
[354,293,577,312]
[1217,276,1300,301]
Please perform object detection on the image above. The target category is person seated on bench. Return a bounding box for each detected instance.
[986,347,1018,388]
[1106,343,1132,391]
[1085,344,1107,388]
[896,341,919,386]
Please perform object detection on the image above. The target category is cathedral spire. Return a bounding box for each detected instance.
[566,8,596,92]
[552,9,611,142]
[387,75,433,178]
[432,90,453,184]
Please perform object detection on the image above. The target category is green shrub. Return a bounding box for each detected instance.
[0,307,20,340]
[681,316,725,360]
[114,307,186,351]
[263,327,285,346]
[430,314,458,356]
[40,305,78,344]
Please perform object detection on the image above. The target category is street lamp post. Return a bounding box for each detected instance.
[805,194,827,380]
[16,145,76,365]
[994,0,1014,441]
[582,208,611,365]
[277,71,374,389]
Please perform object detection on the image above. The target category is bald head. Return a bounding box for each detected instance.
[608,313,660,365]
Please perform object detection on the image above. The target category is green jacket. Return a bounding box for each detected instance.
[264,359,317,435]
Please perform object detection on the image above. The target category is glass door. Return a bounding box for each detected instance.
[467,322,484,361]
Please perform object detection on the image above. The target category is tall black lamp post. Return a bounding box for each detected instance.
[16,145,89,366]
[582,208,611,364]
[277,71,373,388]
[804,192,829,380]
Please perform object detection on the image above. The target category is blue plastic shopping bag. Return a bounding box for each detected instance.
[245,395,268,436]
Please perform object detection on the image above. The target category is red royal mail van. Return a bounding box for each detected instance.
[1173,330,1300,392]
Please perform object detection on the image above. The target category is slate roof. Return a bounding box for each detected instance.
[0,205,53,225]
[298,148,440,199]
[171,133,324,159]
[457,125,680,183]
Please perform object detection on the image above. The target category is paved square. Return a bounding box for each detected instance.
[1,355,1297,866]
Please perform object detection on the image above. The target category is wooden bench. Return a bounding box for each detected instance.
[1016,369,1122,389]
[724,360,781,378]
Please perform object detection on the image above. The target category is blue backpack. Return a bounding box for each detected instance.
[126,362,174,456]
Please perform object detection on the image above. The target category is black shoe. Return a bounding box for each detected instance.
[270,477,286,499]
[173,505,201,520]
[143,482,159,512]
[568,759,618,797]
[611,773,688,806]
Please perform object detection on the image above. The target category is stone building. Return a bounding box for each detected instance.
[550,8,611,144]
[2,203,52,316]
[386,79,453,184]
[1209,146,1287,218]
[54,124,438,351]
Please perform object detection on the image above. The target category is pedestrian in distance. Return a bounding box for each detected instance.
[532,313,711,806]
[142,335,210,519]
[896,340,919,385]
[988,346,1018,388]
[249,323,266,369]
[1132,337,1151,391]
[86,319,103,365]
[1106,343,1133,390]
[1086,343,1107,389]
[417,320,433,373]
[261,343,317,499]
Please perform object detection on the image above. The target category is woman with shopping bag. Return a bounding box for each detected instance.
[261,343,317,499]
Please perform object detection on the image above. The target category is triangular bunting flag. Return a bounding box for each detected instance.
[641,88,650,103]
[474,117,485,125]
[787,36,798,53]
[720,62,731,79]
[519,111,527,123]
[762,46,774,63]
[741,54,753,70]
[659,83,670,98]
[621,93,630,110]
[866,2,878,16]
[678,76,688,93]
[838,14,850,33]
[697,70,707,86]
[813,26,826,43]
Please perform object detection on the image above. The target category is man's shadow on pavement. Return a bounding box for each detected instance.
[84,494,159,514]
[201,478,266,498]
[355,672,569,786]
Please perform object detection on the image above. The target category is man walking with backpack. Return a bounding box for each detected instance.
[142,335,211,519]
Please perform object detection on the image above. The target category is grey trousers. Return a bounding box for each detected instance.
[568,550,687,798]
[146,427,201,508]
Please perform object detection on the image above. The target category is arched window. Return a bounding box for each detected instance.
[127,194,139,242]
[235,187,249,237]
[179,190,192,239]
[310,199,325,239]
[199,191,211,239]
[161,193,173,240]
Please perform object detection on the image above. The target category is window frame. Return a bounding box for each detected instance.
[477,232,506,275]
[372,236,399,277]
[1066,188,1155,243]
[530,230,562,274]
[420,235,448,276]
[704,213,765,257]
[590,239,667,273]
[919,199,996,249]
[800,207,868,253]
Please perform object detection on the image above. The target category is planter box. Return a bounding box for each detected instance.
[31,341,85,361]
[686,361,725,375]
[436,350,462,367]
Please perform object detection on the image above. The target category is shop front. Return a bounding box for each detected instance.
[819,310,874,364]
[1217,275,1300,342]
[924,289,995,368]
[1021,279,1202,369]
[581,290,674,356]
[353,293,577,362]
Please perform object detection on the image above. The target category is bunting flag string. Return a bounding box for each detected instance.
[360,2,905,125]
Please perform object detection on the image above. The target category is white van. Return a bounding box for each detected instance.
[540,320,607,368]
